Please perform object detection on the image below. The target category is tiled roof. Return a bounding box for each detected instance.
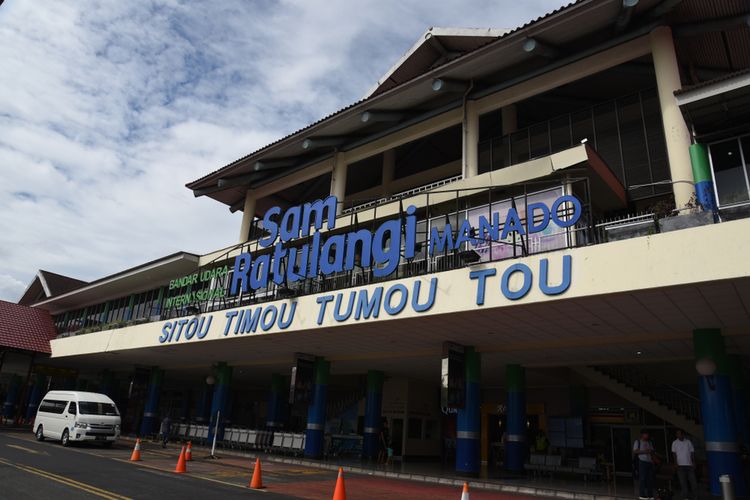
[0,300,58,354]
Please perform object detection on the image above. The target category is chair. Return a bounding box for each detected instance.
[540,455,563,476]
[524,453,546,476]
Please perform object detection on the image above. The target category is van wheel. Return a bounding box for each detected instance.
[35,425,44,441]
[61,429,70,447]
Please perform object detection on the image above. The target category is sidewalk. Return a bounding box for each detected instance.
[126,435,636,500]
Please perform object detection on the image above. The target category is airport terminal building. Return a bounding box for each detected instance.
[6,0,750,495]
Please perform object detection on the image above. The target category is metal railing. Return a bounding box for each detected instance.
[596,365,702,424]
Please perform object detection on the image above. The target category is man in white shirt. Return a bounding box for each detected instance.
[671,429,698,500]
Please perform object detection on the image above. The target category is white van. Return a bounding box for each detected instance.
[34,391,121,447]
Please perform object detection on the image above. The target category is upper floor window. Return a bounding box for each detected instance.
[709,135,750,207]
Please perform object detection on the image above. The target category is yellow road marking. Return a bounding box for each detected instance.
[0,457,131,500]
[6,444,43,455]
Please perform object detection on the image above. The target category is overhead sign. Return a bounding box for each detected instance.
[229,193,581,295]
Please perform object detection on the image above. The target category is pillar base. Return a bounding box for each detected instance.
[456,437,480,474]
[304,427,324,459]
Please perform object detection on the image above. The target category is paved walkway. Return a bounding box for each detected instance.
[130,436,639,500]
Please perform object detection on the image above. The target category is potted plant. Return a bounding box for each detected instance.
[658,194,715,233]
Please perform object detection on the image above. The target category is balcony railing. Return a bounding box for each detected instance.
[55,173,732,339]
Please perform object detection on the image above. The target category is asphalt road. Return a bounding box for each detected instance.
[0,430,297,499]
[0,429,544,499]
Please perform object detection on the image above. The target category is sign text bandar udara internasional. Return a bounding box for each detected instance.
[159,194,579,344]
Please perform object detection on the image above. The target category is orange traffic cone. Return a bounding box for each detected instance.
[332,467,346,500]
[460,481,470,500]
[248,458,264,489]
[185,441,193,461]
[174,445,187,473]
[130,438,142,461]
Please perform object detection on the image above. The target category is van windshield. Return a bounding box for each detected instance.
[79,402,119,416]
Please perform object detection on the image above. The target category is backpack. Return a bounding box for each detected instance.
[632,439,641,478]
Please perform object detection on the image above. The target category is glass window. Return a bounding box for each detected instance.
[67,402,77,415]
[711,138,750,206]
[79,402,119,416]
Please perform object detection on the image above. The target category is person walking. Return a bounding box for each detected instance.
[378,418,390,464]
[672,429,698,500]
[159,414,172,448]
[633,429,656,500]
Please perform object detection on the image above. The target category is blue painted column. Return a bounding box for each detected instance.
[139,368,163,437]
[26,374,46,421]
[266,373,286,429]
[99,370,115,399]
[505,364,526,472]
[304,358,330,459]
[694,329,746,497]
[194,382,211,423]
[3,375,22,420]
[208,362,232,443]
[456,348,481,475]
[362,370,384,460]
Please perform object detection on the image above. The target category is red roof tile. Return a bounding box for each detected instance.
[0,300,57,354]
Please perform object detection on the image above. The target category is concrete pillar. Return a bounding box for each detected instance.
[330,153,347,215]
[381,150,396,197]
[3,374,21,421]
[238,191,257,243]
[26,374,46,421]
[501,104,518,136]
[362,370,384,460]
[139,367,163,437]
[99,370,115,399]
[304,358,330,458]
[208,362,232,442]
[266,373,287,429]
[505,364,526,472]
[463,100,479,179]
[456,348,481,475]
[650,26,695,209]
[194,382,211,424]
[693,329,746,496]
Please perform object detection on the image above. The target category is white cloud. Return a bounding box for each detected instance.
[0,0,567,301]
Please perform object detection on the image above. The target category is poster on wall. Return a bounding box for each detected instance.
[465,187,567,262]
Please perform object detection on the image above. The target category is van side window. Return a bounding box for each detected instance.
[68,402,77,415]
[38,399,67,414]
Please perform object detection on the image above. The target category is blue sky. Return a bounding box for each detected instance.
[0,0,567,301]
